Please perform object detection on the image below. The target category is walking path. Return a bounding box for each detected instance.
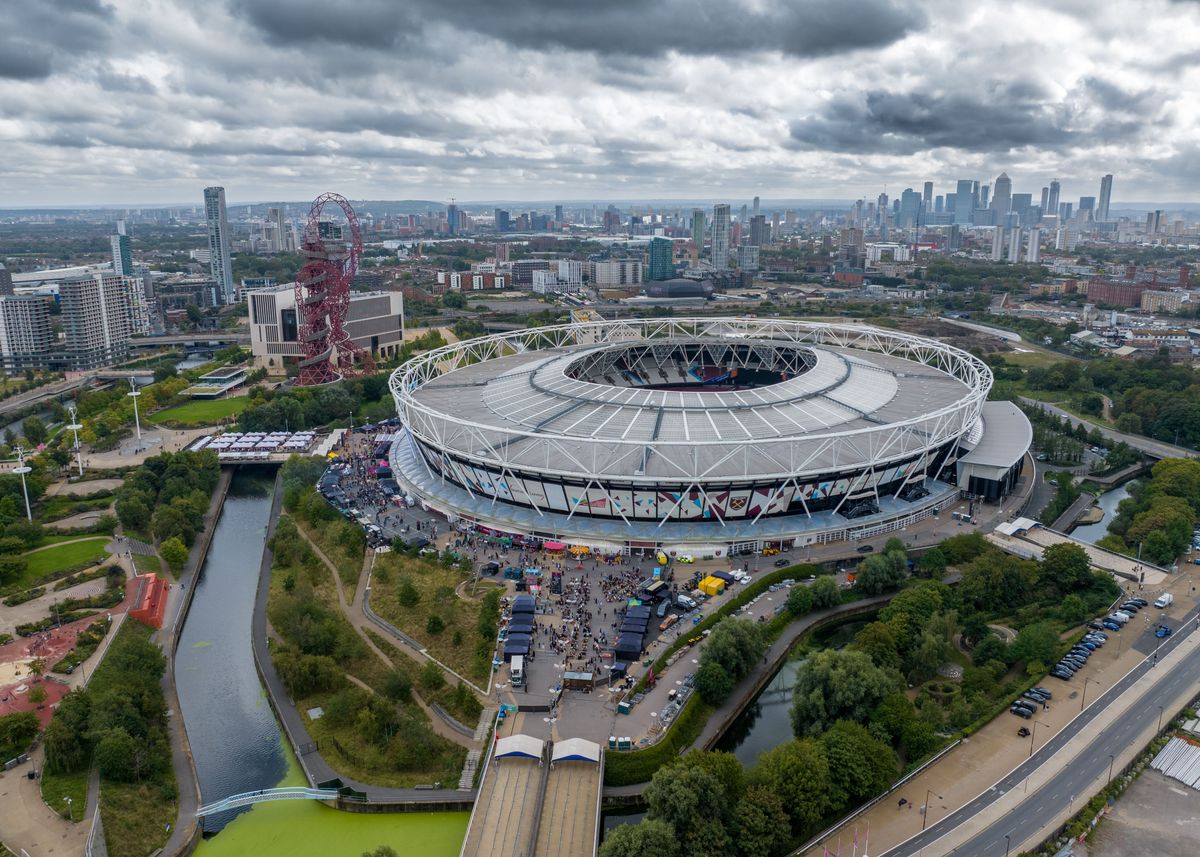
[0,744,89,856]
[292,525,480,749]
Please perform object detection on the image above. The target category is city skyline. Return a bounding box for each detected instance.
[3,1,1200,206]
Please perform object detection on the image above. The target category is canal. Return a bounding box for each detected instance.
[1069,482,1132,546]
[175,467,284,830]
[176,466,469,854]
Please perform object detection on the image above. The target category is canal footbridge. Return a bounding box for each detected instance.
[195,787,340,817]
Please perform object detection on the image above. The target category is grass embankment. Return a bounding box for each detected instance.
[39,491,116,523]
[368,552,498,686]
[23,538,110,579]
[149,396,249,427]
[267,516,466,788]
[40,767,89,822]
[604,696,714,787]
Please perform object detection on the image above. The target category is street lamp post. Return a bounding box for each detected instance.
[1029,720,1047,758]
[1081,675,1100,712]
[921,788,943,831]
[1004,834,1011,857]
[1107,753,1115,784]
[67,405,84,477]
[1157,705,1165,734]
[127,376,142,440]
[12,445,32,521]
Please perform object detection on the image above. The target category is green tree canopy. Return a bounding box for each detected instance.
[790,649,902,736]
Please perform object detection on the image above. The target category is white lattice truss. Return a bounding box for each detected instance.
[390,317,990,497]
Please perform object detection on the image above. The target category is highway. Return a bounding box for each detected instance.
[1019,397,1195,461]
[882,607,1200,857]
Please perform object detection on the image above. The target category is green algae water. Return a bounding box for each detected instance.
[195,742,468,857]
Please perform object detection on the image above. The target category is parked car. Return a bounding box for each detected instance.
[1087,621,1105,631]
[1129,598,1149,607]
[1155,624,1172,638]
[1110,612,1131,624]
[856,545,875,553]
[656,600,670,618]
[1010,704,1033,719]
[1101,620,1122,631]
[774,558,789,568]
[1120,602,1141,613]
[1032,686,1053,699]
[1050,668,1073,681]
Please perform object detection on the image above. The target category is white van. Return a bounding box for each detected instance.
[1154,593,1174,609]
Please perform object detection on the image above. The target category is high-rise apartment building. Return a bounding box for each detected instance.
[446,202,458,235]
[266,207,287,252]
[0,263,13,297]
[736,244,760,271]
[110,233,132,277]
[1097,174,1113,222]
[123,276,153,336]
[752,196,760,218]
[1046,180,1061,220]
[0,296,52,374]
[60,273,132,370]
[1026,229,1041,264]
[1039,187,1050,215]
[990,172,1012,215]
[711,204,731,269]
[922,182,934,209]
[203,186,235,304]
[748,215,767,247]
[555,204,564,224]
[647,238,673,281]
[990,227,1004,262]
[691,209,705,254]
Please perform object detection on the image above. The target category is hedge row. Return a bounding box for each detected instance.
[603,695,714,787]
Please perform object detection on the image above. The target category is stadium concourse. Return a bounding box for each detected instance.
[389,316,1030,556]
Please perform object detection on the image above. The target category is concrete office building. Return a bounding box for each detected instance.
[204,186,235,304]
[59,273,132,371]
[954,180,975,225]
[0,296,52,374]
[991,172,1012,215]
[712,204,731,269]
[736,244,760,271]
[247,284,404,374]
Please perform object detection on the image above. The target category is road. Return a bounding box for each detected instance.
[882,605,1200,857]
[1020,397,1195,461]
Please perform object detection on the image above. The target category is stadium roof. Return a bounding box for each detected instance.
[959,401,1032,472]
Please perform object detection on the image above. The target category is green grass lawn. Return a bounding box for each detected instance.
[1001,348,1072,369]
[23,538,110,578]
[148,396,249,426]
[132,552,163,575]
[41,767,89,823]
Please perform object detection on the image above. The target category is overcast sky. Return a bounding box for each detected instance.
[3,0,1199,207]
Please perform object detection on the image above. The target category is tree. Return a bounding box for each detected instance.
[21,416,47,445]
[971,633,1008,667]
[694,659,734,705]
[1058,594,1089,625]
[790,649,902,736]
[916,547,947,579]
[426,615,446,635]
[598,819,679,857]
[786,584,813,616]
[645,763,723,833]
[851,621,901,670]
[1010,621,1060,667]
[700,619,766,686]
[0,711,39,759]
[398,580,421,607]
[93,727,139,781]
[28,684,47,705]
[820,720,899,809]
[362,848,399,857]
[0,554,27,586]
[748,738,832,832]
[810,575,840,608]
[855,551,907,595]
[1039,543,1094,594]
[382,670,412,702]
[419,661,445,691]
[733,786,791,857]
[160,537,189,573]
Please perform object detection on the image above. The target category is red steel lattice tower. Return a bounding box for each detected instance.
[294,192,374,385]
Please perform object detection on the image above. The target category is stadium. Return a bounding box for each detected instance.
[388,317,1030,555]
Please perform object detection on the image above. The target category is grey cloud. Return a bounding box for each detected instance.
[233,0,926,58]
[0,1,115,80]
[788,83,1103,155]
